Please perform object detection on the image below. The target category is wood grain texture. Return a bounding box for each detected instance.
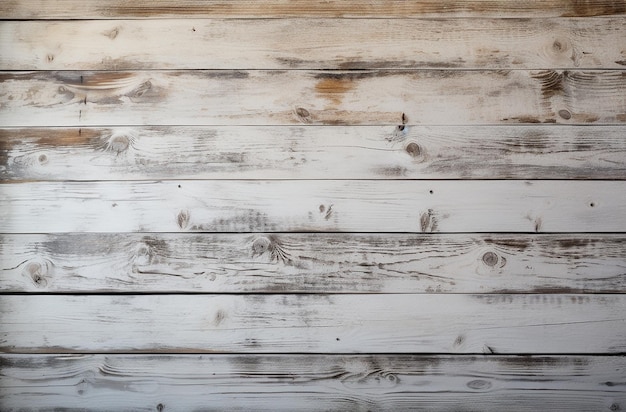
[1,354,624,411]
[2,0,626,18]
[1,180,624,233]
[1,294,625,354]
[1,70,625,126]
[2,233,625,294]
[3,125,626,181]
[3,18,625,70]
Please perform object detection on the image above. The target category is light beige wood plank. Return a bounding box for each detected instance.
[1,294,624,353]
[0,180,623,233]
[2,233,624,294]
[1,70,624,126]
[2,18,625,70]
[3,126,626,181]
[2,0,625,18]
[1,354,624,411]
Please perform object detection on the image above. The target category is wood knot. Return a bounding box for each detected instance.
[295,107,312,123]
[467,379,492,390]
[405,142,421,157]
[482,251,499,267]
[552,40,564,52]
[106,28,119,40]
[46,54,54,63]
[133,81,152,98]
[38,154,48,164]
[176,210,190,230]
[23,261,49,288]
[610,403,620,411]
[156,404,164,412]
[108,134,130,153]
[558,109,572,119]
[251,236,271,257]
[420,209,437,232]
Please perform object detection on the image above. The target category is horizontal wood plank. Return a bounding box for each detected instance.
[3,18,625,70]
[2,0,626,18]
[0,180,624,233]
[2,233,625,293]
[3,125,626,180]
[1,70,625,126]
[1,354,624,411]
[1,294,625,353]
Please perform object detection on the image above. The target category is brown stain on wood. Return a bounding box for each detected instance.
[315,78,355,105]
[24,129,101,148]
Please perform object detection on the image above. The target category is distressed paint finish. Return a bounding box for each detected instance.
[2,18,625,70]
[1,180,624,233]
[1,355,624,411]
[1,0,625,409]
[2,0,626,18]
[2,126,626,181]
[1,294,625,353]
[1,70,625,126]
[1,233,625,293]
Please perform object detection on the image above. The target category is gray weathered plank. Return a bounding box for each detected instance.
[1,294,625,353]
[2,233,624,293]
[1,70,624,126]
[2,0,625,19]
[2,18,625,70]
[1,354,624,411]
[0,180,624,233]
[2,126,626,181]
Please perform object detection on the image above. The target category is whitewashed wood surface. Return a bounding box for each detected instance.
[2,0,626,18]
[1,180,623,233]
[2,294,625,353]
[3,126,626,180]
[1,354,624,411]
[1,70,624,126]
[2,18,624,70]
[1,1,625,409]
[1,233,624,293]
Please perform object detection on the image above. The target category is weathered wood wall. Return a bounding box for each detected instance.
[1,1,625,410]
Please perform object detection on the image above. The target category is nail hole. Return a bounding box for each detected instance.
[178,185,181,188]
[590,202,595,207]
[429,190,433,194]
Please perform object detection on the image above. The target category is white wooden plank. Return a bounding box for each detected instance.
[3,126,626,181]
[2,18,625,70]
[0,180,624,233]
[2,0,625,18]
[1,294,624,353]
[1,70,624,126]
[1,233,624,293]
[1,354,624,411]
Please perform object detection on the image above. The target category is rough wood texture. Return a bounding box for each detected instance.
[2,294,625,354]
[2,233,624,294]
[2,0,626,18]
[3,18,625,70]
[1,180,624,233]
[1,70,625,126]
[1,354,624,411]
[2,126,626,181]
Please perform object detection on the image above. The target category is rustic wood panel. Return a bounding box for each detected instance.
[1,233,624,294]
[2,0,626,19]
[1,180,624,233]
[1,294,625,354]
[1,354,624,411]
[1,70,625,126]
[3,19,625,70]
[2,126,626,181]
